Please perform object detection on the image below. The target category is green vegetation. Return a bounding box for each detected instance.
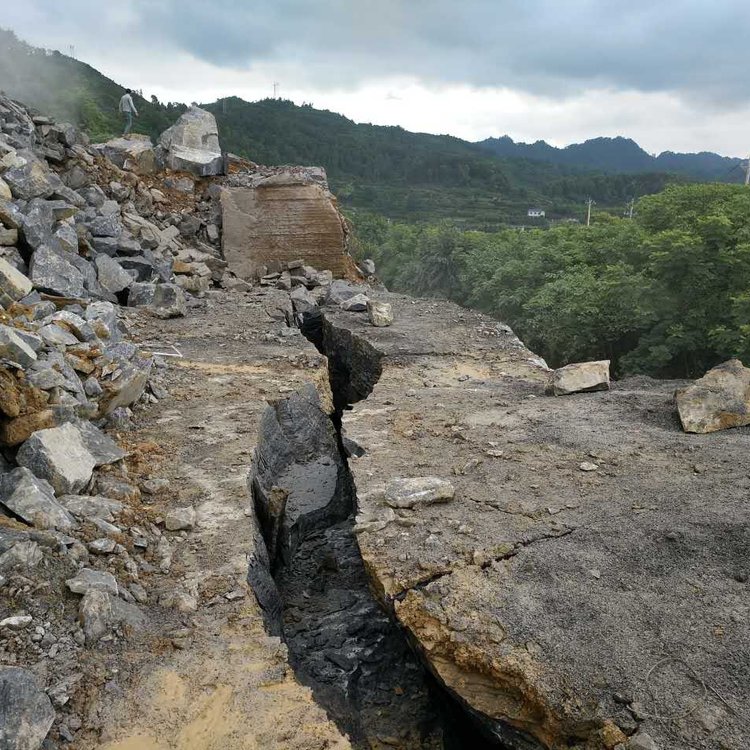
[1,28,686,227]
[351,184,750,378]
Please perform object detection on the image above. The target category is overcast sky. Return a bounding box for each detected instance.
[5,0,750,156]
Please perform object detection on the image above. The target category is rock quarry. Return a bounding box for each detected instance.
[0,93,747,750]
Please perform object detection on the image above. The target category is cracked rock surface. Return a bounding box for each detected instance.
[323,292,749,750]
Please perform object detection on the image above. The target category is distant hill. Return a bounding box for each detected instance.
[479,135,741,181]
[0,27,725,228]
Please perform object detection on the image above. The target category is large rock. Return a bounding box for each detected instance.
[128,282,186,319]
[95,135,157,175]
[16,423,97,495]
[547,360,610,396]
[221,175,350,280]
[0,667,55,750]
[29,245,86,299]
[2,151,61,200]
[95,255,133,295]
[0,325,37,368]
[159,107,223,176]
[0,467,75,531]
[367,300,393,327]
[676,358,750,433]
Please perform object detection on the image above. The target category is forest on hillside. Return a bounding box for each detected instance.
[352,183,750,378]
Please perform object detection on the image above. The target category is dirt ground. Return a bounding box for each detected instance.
[79,289,349,750]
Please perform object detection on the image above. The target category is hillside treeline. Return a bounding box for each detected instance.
[352,184,750,377]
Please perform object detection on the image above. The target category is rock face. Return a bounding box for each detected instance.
[547,359,610,396]
[158,106,223,176]
[0,667,55,749]
[221,172,350,280]
[675,358,750,433]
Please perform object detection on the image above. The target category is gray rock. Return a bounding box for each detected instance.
[0,226,18,246]
[676,358,750,433]
[165,506,196,531]
[0,541,43,573]
[0,615,32,631]
[0,667,55,749]
[58,495,123,522]
[39,324,78,347]
[53,221,78,253]
[47,311,96,342]
[65,567,118,596]
[340,293,369,312]
[547,360,610,396]
[29,245,86,298]
[129,283,186,319]
[95,255,132,295]
[0,467,75,531]
[87,212,122,238]
[27,368,67,391]
[73,421,126,465]
[84,301,120,342]
[367,300,393,327]
[627,734,659,750]
[0,324,37,367]
[159,107,223,177]
[290,286,318,314]
[3,152,61,199]
[0,197,24,230]
[384,477,456,509]
[361,258,376,275]
[326,280,361,305]
[16,423,97,495]
[78,589,113,644]
[83,376,103,397]
[95,136,157,176]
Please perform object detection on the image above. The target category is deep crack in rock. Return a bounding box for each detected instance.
[248,309,505,749]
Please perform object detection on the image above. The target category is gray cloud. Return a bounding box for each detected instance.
[7,0,750,105]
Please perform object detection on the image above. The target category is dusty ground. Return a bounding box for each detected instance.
[79,289,349,750]
[324,293,750,750]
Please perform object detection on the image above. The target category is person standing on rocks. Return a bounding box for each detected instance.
[118,89,138,136]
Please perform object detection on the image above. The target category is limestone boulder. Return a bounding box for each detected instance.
[0,467,76,531]
[0,667,55,750]
[547,360,610,396]
[676,358,750,433]
[29,245,86,299]
[159,107,223,177]
[94,135,157,175]
[16,423,97,495]
[0,324,37,368]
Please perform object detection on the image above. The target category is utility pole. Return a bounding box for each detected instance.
[273,82,280,99]
[69,45,75,58]
[586,198,595,226]
[744,155,750,186]
[626,198,635,219]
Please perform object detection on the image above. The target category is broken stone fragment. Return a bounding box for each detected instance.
[0,323,38,367]
[0,257,32,306]
[361,258,376,275]
[0,467,76,530]
[29,244,86,298]
[16,423,97,494]
[78,588,113,644]
[0,667,55,750]
[0,614,33,630]
[159,106,223,176]
[675,358,750,433]
[384,477,456,509]
[94,135,157,175]
[367,300,393,327]
[58,494,123,522]
[627,733,659,750]
[290,285,318,314]
[165,505,197,531]
[128,282,186,318]
[95,255,133,295]
[65,567,118,596]
[547,360,610,396]
[341,293,369,312]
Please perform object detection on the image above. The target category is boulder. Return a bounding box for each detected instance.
[95,255,132,295]
[367,300,393,327]
[0,324,37,367]
[361,258,376,276]
[0,667,55,750]
[29,245,86,298]
[159,107,223,177]
[341,293,369,312]
[676,358,750,433]
[327,280,361,306]
[16,423,97,495]
[95,135,157,175]
[78,589,113,645]
[128,282,186,319]
[0,467,75,530]
[547,360,610,396]
[290,286,318,314]
[221,176,350,280]
[2,152,61,200]
[165,506,196,531]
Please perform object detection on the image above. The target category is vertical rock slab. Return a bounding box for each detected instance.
[0,666,55,749]
[221,174,350,280]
